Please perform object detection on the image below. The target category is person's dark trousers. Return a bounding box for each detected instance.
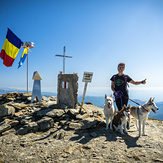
[115,95,128,111]
[114,93,130,129]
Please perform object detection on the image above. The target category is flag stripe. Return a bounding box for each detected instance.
[2,38,20,59]
[0,28,22,67]
[17,48,27,69]
[6,28,22,48]
[0,49,15,67]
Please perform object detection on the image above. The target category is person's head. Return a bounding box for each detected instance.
[117,62,125,73]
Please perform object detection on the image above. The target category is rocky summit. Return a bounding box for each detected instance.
[0,92,163,163]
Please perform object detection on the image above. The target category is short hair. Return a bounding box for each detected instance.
[118,62,125,67]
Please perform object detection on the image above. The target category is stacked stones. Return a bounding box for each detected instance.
[0,92,104,136]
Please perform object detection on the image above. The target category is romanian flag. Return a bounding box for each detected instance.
[17,48,28,69]
[0,28,23,67]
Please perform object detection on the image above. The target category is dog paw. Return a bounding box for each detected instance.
[143,133,147,136]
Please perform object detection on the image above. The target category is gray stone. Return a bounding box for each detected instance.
[0,121,11,133]
[79,118,98,129]
[69,122,82,129]
[37,117,54,130]
[42,96,49,102]
[4,119,19,127]
[0,104,15,117]
[57,74,78,108]
[36,108,52,117]
[46,109,65,118]
[49,103,67,109]
[28,122,39,132]
[16,125,30,135]
[22,92,32,100]
[20,116,33,125]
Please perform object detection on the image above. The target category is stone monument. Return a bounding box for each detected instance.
[31,71,42,103]
[57,74,78,108]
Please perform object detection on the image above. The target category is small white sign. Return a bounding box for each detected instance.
[82,72,93,83]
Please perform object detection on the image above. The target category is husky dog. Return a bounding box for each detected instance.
[104,94,115,130]
[129,97,159,137]
[112,104,130,135]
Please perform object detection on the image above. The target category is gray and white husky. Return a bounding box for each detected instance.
[104,94,115,130]
[129,97,159,137]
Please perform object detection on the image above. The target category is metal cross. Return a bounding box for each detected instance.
[55,46,72,74]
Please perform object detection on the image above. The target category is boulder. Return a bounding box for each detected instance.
[79,118,98,129]
[46,109,65,118]
[28,122,39,132]
[0,104,15,117]
[37,117,54,130]
[16,125,30,135]
[0,121,11,133]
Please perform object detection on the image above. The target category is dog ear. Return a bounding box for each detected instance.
[110,94,113,98]
[105,94,107,99]
[152,98,155,102]
[148,97,152,104]
[128,104,130,108]
[123,104,127,108]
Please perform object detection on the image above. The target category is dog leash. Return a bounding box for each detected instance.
[114,91,124,108]
[114,91,149,112]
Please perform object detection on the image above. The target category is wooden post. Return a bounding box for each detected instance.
[27,48,29,93]
[79,82,88,114]
[79,72,93,114]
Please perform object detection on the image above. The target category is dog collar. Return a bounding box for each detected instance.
[141,105,149,112]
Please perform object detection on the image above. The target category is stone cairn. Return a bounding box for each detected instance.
[0,92,104,136]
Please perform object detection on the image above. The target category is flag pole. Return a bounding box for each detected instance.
[27,48,29,93]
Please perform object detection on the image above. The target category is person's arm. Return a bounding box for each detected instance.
[111,81,117,95]
[129,79,147,85]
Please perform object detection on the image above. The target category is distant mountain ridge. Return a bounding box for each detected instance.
[78,96,163,121]
[0,88,57,97]
[0,88,162,121]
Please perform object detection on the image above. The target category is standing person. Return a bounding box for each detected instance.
[110,63,146,128]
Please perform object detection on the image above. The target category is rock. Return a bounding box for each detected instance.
[64,145,75,154]
[28,122,39,132]
[69,122,82,129]
[4,119,19,127]
[19,115,32,125]
[22,92,32,100]
[48,96,57,101]
[35,108,52,117]
[53,131,66,139]
[1,128,16,135]
[37,117,54,130]
[46,109,65,118]
[85,101,93,105]
[16,125,30,135]
[68,108,80,118]
[41,96,49,102]
[0,121,11,133]
[79,118,98,129]
[10,103,27,111]
[0,104,15,117]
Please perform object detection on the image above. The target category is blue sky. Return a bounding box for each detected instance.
[0,0,163,102]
